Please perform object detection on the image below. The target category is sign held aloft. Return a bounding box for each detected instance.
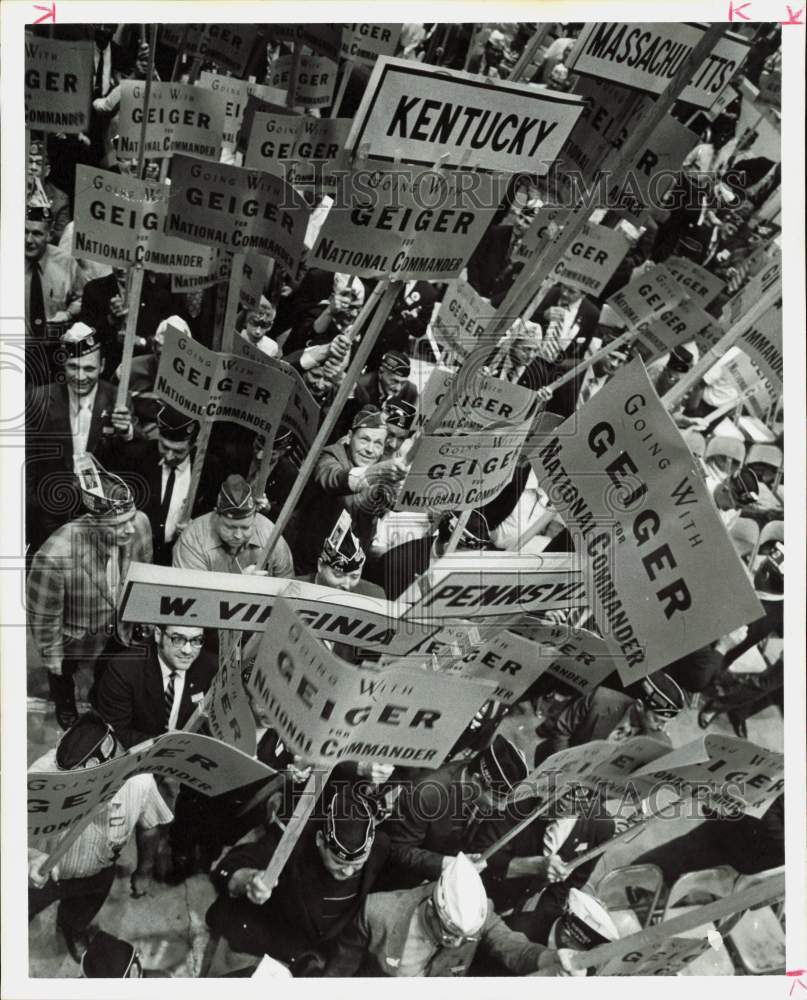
[247,598,497,768]
[346,56,584,172]
[118,81,226,163]
[25,36,93,135]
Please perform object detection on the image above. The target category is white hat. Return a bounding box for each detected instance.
[155,315,192,342]
[433,853,487,938]
[486,30,507,50]
[705,436,745,464]
[746,443,783,470]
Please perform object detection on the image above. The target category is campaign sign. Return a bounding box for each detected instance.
[25,36,93,134]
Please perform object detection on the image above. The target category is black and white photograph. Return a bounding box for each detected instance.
[1,3,804,992]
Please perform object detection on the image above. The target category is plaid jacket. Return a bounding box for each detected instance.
[26,511,152,670]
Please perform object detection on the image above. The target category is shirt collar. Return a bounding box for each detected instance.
[68,384,98,411]
[161,455,191,474]
[157,651,183,682]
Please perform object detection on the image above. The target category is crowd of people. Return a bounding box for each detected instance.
[22,20,785,979]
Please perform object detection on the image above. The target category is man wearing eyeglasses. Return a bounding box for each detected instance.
[28,712,172,963]
[324,852,582,977]
[95,624,216,750]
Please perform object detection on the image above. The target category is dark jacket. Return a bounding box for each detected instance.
[94,640,217,748]
[523,287,602,419]
[25,380,119,552]
[470,804,615,913]
[80,272,175,377]
[324,882,546,977]
[289,442,388,576]
[103,437,222,565]
[533,687,637,767]
[467,223,515,300]
[383,760,478,886]
[207,825,392,966]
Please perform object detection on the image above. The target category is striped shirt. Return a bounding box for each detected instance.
[29,749,173,879]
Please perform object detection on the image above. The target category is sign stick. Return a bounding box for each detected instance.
[285,40,302,109]
[170,26,191,81]
[443,511,472,556]
[38,809,99,877]
[507,24,551,82]
[259,767,331,889]
[114,25,157,409]
[257,280,399,570]
[331,60,354,115]
[480,799,555,862]
[487,23,727,342]
[661,278,782,413]
[566,870,784,972]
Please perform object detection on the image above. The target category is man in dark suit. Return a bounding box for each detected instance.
[25,323,136,553]
[207,790,391,976]
[533,671,685,767]
[338,351,419,437]
[80,267,175,378]
[94,625,216,749]
[104,404,221,565]
[523,281,602,419]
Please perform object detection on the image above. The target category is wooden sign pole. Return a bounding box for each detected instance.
[259,767,331,888]
[566,870,784,972]
[661,278,782,413]
[487,24,727,343]
[257,280,400,570]
[114,24,157,409]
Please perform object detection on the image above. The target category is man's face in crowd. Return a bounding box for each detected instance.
[157,434,192,469]
[468,771,509,812]
[64,349,102,397]
[25,221,50,261]
[244,306,275,342]
[329,290,360,330]
[98,508,138,547]
[378,368,407,397]
[93,23,115,49]
[304,366,332,402]
[708,454,740,480]
[112,266,128,288]
[317,559,362,592]
[155,626,205,673]
[511,334,538,367]
[384,422,409,458]
[349,426,386,467]
[214,512,255,553]
[315,831,371,881]
[556,282,579,308]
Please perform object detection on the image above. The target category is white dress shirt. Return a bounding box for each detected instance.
[93,44,112,97]
[162,456,192,543]
[68,384,97,457]
[158,653,186,731]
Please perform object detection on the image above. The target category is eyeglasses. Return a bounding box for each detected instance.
[426,899,479,946]
[163,633,204,650]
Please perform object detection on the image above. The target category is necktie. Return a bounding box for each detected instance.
[542,311,565,363]
[29,262,46,337]
[75,401,92,455]
[160,466,176,529]
[165,670,177,724]
[94,50,105,97]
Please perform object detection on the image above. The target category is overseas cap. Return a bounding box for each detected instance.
[75,453,135,517]
[433,853,488,937]
[380,350,411,377]
[156,403,197,442]
[383,396,417,431]
[61,322,102,358]
[474,734,528,796]
[351,405,386,430]
[555,888,620,948]
[216,474,257,519]
[321,511,366,573]
[155,315,192,342]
